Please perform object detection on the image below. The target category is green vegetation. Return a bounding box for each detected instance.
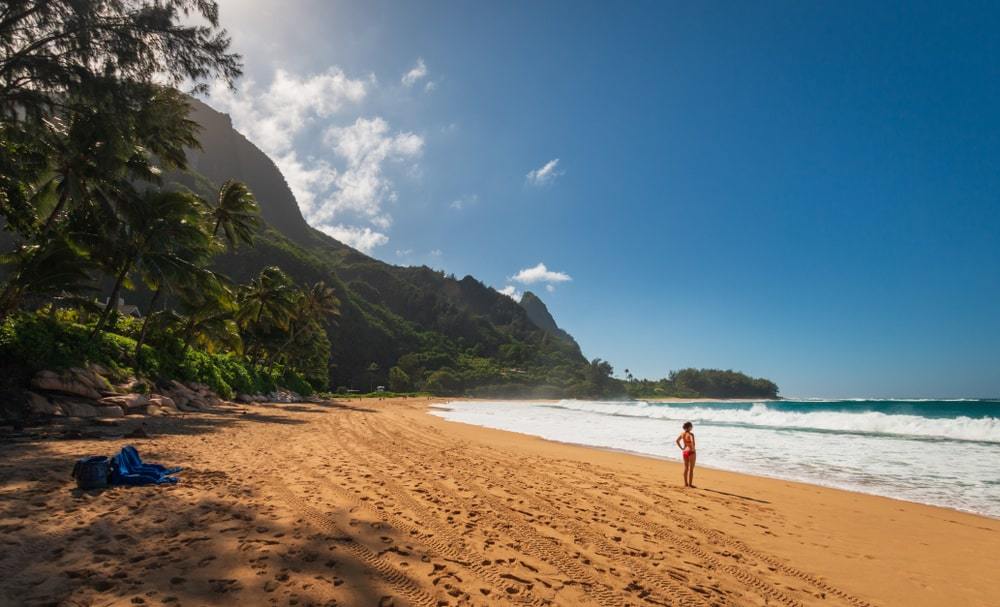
[0,1,334,397]
[0,1,777,402]
[622,368,779,400]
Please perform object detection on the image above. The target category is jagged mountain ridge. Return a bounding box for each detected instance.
[519,291,581,351]
[180,99,587,390]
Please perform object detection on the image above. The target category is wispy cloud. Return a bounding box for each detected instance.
[314,117,424,230]
[511,262,572,285]
[401,58,428,87]
[207,68,423,253]
[317,225,389,254]
[526,158,563,186]
[499,285,523,302]
[449,194,479,211]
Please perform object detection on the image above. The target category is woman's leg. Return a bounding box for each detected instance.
[682,457,690,486]
[688,453,696,487]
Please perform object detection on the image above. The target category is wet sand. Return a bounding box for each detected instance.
[1,397,997,606]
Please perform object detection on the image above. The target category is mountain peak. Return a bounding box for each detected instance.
[519,291,581,352]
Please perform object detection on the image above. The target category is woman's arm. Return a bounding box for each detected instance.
[675,434,684,450]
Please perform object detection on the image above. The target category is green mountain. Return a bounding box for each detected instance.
[177,99,593,394]
[519,291,581,351]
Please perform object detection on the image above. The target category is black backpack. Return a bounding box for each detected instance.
[71,456,110,489]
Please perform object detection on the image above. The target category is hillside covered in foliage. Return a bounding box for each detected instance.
[0,0,777,403]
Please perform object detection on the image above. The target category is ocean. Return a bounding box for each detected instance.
[430,399,1000,518]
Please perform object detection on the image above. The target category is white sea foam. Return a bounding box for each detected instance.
[431,400,1000,518]
[542,400,1000,444]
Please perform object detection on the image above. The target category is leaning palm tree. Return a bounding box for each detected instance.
[271,281,340,366]
[175,282,243,355]
[88,187,212,337]
[299,281,341,322]
[0,237,95,321]
[236,266,298,330]
[208,179,260,249]
[133,256,223,364]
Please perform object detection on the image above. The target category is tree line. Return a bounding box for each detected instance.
[622,368,779,400]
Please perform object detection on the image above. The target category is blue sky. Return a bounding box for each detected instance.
[207,1,1000,398]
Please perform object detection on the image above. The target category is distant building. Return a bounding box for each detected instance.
[99,297,142,318]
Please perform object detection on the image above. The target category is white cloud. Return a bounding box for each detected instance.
[208,68,368,157]
[317,225,389,254]
[499,285,523,302]
[206,70,423,254]
[429,249,443,257]
[526,158,563,186]
[545,284,556,293]
[308,117,423,229]
[424,80,437,92]
[449,194,478,210]
[395,248,413,257]
[511,262,572,285]
[401,58,428,87]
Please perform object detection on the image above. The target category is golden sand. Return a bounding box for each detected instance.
[1,397,997,606]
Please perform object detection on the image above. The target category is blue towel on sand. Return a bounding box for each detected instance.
[109,445,182,486]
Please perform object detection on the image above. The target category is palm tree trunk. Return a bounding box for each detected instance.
[91,261,131,338]
[39,187,70,238]
[212,216,223,237]
[182,313,198,354]
[134,286,162,366]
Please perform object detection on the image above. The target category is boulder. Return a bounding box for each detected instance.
[67,366,114,394]
[236,393,253,403]
[100,393,150,413]
[31,371,102,400]
[93,405,124,418]
[148,394,175,408]
[59,401,99,418]
[26,392,64,416]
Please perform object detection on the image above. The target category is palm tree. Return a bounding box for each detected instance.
[270,281,340,368]
[0,237,94,321]
[89,188,211,337]
[176,283,242,355]
[300,281,341,322]
[208,179,260,249]
[236,266,298,330]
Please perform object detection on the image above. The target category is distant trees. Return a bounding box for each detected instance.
[388,366,411,392]
[624,368,779,400]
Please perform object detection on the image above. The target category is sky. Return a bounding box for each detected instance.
[204,1,1000,398]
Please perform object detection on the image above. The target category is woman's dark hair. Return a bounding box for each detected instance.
[683,422,693,430]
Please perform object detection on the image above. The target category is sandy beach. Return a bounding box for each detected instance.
[1,397,998,607]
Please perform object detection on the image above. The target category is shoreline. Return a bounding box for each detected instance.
[1,396,997,606]
[427,400,999,522]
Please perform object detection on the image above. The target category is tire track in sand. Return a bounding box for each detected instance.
[367,414,736,607]
[288,413,550,606]
[341,412,635,607]
[241,431,439,607]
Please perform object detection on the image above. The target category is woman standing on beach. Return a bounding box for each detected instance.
[675,422,696,488]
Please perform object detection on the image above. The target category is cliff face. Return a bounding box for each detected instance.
[181,99,587,388]
[519,291,581,352]
[182,98,314,244]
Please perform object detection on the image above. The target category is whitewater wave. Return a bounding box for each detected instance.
[544,400,1000,444]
